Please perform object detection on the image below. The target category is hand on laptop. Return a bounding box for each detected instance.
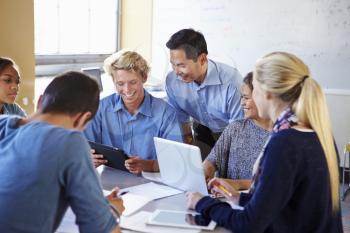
[125,156,159,174]
[90,149,108,167]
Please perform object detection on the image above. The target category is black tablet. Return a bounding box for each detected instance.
[88,141,129,172]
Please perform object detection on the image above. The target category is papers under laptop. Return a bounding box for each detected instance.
[117,182,183,216]
[153,137,209,195]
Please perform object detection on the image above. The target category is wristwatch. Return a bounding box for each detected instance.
[109,203,120,224]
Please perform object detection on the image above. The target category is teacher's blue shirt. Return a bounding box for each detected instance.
[165,59,243,133]
[84,90,183,160]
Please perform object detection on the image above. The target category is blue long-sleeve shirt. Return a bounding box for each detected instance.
[84,90,183,160]
[165,59,243,133]
[0,116,116,233]
[196,129,343,233]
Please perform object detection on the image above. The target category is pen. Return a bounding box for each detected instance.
[217,185,233,197]
[118,191,129,197]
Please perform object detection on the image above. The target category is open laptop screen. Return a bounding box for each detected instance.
[154,137,208,195]
[81,67,103,92]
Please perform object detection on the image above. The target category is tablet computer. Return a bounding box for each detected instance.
[147,210,216,230]
[88,141,129,172]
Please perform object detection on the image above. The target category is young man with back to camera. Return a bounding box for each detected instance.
[0,71,124,233]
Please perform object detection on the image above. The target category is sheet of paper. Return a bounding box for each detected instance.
[142,171,163,182]
[121,211,200,233]
[119,182,183,200]
[103,189,152,216]
[121,193,152,216]
[103,189,111,196]
[228,201,244,210]
[56,208,79,233]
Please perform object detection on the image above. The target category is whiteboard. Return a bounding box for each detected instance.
[151,0,350,90]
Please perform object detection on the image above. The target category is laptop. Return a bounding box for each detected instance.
[81,67,103,92]
[153,137,208,195]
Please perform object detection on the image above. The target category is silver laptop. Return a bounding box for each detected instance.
[153,137,208,195]
[81,67,103,92]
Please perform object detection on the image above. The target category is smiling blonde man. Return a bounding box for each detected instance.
[84,50,183,174]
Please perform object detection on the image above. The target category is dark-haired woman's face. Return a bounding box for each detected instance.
[0,65,20,105]
[240,83,258,120]
[252,77,270,120]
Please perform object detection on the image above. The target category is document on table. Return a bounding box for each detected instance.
[119,182,183,201]
[121,211,200,233]
[142,171,163,182]
[104,183,182,216]
[121,193,152,216]
[56,207,79,233]
[103,189,152,216]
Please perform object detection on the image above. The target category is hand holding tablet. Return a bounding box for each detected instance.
[88,141,129,172]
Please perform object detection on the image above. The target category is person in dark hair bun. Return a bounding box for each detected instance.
[165,28,243,159]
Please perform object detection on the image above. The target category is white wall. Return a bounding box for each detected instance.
[326,90,350,167]
[152,0,350,89]
[151,0,350,165]
[0,0,35,114]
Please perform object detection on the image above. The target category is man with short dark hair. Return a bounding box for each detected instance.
[0,71,123,233]
[165,28,243,158]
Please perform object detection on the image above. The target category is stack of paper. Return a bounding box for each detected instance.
[121,193,152,216]
[142,171,163,182]
[119,182,183,201]
[56,208,79,233]
[117,182,183,216]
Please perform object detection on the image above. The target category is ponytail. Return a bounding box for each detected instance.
[256,51,340,212]
[294,78,339,212]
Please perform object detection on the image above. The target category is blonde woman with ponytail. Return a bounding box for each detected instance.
[186,52,343,233]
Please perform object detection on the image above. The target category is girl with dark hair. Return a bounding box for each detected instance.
[0,57,26,116]
[203,72,271,189]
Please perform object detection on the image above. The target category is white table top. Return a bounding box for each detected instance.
[57,166,230,233]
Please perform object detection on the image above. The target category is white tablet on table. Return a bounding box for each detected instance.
[147,210,216,230]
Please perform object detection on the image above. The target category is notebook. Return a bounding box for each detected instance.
[153,137,208,195]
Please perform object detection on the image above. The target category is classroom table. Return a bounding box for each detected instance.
[57,166,231,233]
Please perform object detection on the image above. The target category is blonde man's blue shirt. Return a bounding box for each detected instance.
[84,90,183,160]
[165,59,243,133]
